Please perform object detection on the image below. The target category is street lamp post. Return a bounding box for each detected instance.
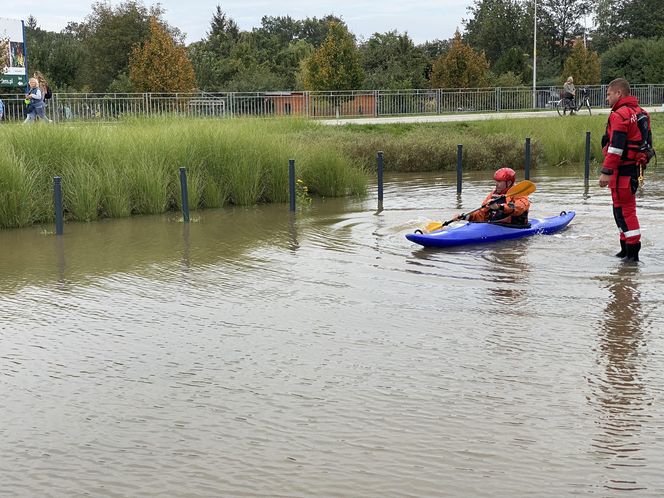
[532,0,537,108]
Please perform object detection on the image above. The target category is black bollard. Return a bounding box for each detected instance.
[456,144,463,194]
[179,167,190,222]
[524,137,531,180]
[584,131,591,186]
[377,151,384,204]
[54,176,63,235]
[289,159,296,212]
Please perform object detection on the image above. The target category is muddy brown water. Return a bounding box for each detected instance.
[2,168,663,497]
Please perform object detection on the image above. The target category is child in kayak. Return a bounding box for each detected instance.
[455,168,530,225]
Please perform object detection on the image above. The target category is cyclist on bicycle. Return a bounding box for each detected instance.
[563,76,576,113]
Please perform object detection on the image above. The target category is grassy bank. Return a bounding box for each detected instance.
[0,118,367,228]
[1,113,660,229]
[328,113,663,171]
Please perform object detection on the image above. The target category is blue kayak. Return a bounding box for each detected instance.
[406,211,575,248]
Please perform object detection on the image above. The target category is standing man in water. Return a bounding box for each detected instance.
[598,78,650,262]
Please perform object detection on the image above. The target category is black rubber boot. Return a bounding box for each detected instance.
[625,242,641,262]
[615,240,627,258]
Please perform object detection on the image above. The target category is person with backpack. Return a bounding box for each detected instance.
[598,78,653,262]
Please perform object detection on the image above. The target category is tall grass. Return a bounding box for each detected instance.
[301,115,613,172]
[0,144,38,228]
[0,117,368,228]
[3,113,656,229]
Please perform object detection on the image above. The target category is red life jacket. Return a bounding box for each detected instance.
[601,96,648,171]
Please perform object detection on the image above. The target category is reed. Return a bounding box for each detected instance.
[0,117,368,228]
[0,144,38,228]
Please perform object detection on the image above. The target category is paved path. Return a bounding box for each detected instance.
[320,106,663,126]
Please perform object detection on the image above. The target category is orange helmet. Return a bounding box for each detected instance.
[494,167,516,183]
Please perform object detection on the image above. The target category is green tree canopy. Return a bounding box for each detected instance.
[430,30,489,88]
[302,21,364,91]
[463,0,529,65]
[68,1,180,92]
[360,31,427,89]
[592,0,664,52]
[492,46,528,83]
[600,38,664,84]
[538,0,592,61]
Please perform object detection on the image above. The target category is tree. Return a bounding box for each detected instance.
[538,0,592,61]
[561,40,600,84]
[190,9,330,91]
[25,22,87,90]
[492,46,528,82]
[188,8,242,90]
[129,17,196,92]
[463,0,529,65]
[592,0,664,52]
[301,21,364,91]
[69,1,180,92]
[429,30,489,88]
[207,5,240,57]
[360,31,428,89]
[600,38,664,84]
[590,0,623,53]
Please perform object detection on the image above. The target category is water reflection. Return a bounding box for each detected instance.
[181,222,191,269]
[287,213,299,252]
[482,240,531,306]
[592,265,650,492]
[55,235,66,284]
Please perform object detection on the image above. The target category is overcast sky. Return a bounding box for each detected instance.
[2,0,471,45]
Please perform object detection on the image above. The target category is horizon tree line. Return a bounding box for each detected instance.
[3,0,663,95]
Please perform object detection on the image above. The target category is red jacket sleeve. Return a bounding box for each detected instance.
[601,109,629,176]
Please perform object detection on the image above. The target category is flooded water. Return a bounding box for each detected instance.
[2,169,664,497]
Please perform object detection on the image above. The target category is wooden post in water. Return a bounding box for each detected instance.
[179,167,190,223]
[289,159,296,212]
[54,176,63,235]
[524,137,531,180]
[456,144,463,194]
[584,131,591,186]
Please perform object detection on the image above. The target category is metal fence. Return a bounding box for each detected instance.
[1,85,663,123]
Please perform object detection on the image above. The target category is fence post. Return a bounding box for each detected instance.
[456,144,463,194]
[54,176,63,235]
[289,159,296,212]
[496,87,501,113]
[524,137,531,180]
[377,151,384,204]
[179,167,190,222]
[584,131,591,186]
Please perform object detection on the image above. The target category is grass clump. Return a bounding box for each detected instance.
[0,117,368,228]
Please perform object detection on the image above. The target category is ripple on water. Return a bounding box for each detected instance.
[2,172,664,496]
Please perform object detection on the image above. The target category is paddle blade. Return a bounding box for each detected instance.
[424,221,444,233]
[507,179,536,198]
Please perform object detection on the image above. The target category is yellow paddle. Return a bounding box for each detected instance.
[421,180,537,233]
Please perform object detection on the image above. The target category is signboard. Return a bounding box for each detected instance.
[1,17,27,87]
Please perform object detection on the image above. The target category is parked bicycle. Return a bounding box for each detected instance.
[556,87,591,116]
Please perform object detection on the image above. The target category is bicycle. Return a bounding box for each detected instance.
[555,87,591,116]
